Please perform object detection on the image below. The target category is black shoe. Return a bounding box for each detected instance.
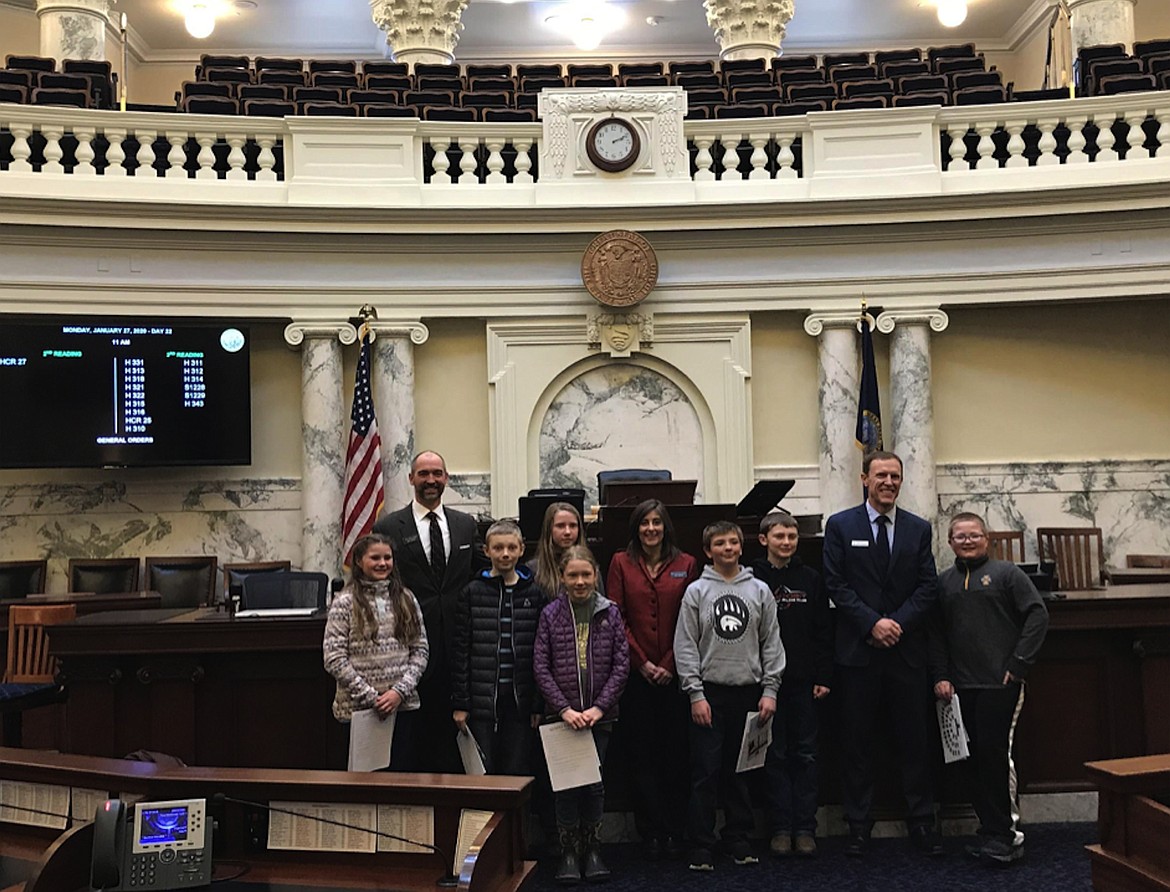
[687,847,715,872]
[909,825,945,857]
[728,839,759,866]
[844,827,869,858]
[663,835,684,859]
[642,837,662,861]
[964,842,984,861]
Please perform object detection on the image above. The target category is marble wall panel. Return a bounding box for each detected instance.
[537,364,704,507]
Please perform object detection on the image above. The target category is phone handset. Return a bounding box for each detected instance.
[91,798,127,890]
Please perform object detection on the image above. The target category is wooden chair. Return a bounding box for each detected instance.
[68,557,140,593]
[144,556,219,609]
[1037,527,1106,591]
[1125,554,1170,569]
[1,603,77,746]
[987,530,1026,563]
[0,559,48,599]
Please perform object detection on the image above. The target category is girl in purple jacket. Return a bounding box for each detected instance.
[534,545,630,885]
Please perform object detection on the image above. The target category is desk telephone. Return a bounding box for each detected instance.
[91,798,212,890]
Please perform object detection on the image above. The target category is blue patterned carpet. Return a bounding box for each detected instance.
[529,824,1096,891]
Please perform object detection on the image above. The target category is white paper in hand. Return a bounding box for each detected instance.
[457,728,487,776]
[539,723,601,792]
[348,708,396,772]
[735,710,772,773]
[937,695,970,763]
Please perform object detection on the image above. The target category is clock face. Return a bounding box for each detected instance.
[586,117,641,172]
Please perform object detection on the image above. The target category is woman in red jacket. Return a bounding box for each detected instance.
[605,499,698,860]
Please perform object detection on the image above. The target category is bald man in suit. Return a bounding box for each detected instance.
[822,450,942,857]
[373,450,482,773]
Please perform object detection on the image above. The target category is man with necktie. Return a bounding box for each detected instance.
[822,451,942,857]
[374,450,482,773]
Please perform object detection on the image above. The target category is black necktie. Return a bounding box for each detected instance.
[427,511,446,577]
[874,514,891,575]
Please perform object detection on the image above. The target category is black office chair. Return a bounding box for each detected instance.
[68,558,139,594]
[0,560,48,599]
[240,571,328,612]
[144,556,218,609]
[222,560,292,604]
[596,469,671,498]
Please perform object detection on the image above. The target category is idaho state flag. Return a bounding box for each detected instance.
[856,316,883,452]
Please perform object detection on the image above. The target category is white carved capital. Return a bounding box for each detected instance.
[370,0,468,64]
[283,321,359,347]
[586,311,654,356]
[803,310,868,337]
[36,0,116,17]
[366,319,430,345]
[875,308,950,334]
[703,0,793,59]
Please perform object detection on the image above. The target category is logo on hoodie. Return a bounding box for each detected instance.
[712,593,750,642]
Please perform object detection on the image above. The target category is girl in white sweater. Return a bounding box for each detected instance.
[323,533,429,770]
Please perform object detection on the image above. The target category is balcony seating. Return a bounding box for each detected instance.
[928,43,978,70]
[898,74,948,94]
[954,85,1006,105]
[415,62,460,79]
[952,70,1003,91]
[824,52,870,69]
[313,72,360,89]
[726,71,772,89]
[68,557,139,594]
[842,78,894,98]
[482,108,536,122]
[239,83,288,102]
[466,63,513,80]
[731,86,782,105]
[788,83,836,103]
[778,69,827,90]
[309,59,357,74]
[686,88,727,109]
[350,89,402,107]
[144,556,218,609]
[572,76,619,88]
[0,69,31,88]
[293,86,342,111]
[720,58,765,78]
[424,105,476,121]
[363,104,415,117]
[183,95,239,114]
[515,93,538,111]
[834,96,888,110]
[0,84,27,103]
[516,63,563,80]
[774,100,828,115]
[1037,527,1106,591]
[366,74,412,92]
[1099,73,1157,94]
[618,62,664,78]
[684,106,709,119]
[519,75,565,92]
[624,75,670,87]
[568,63,614,79]
[829,64,878,84]
[304,101,358,116]
[875,48,922,67]
[1087,57,1143,91]
[771,54,818,71]
[417,75,464,93]
[0,560,48,599]
[182,80,233,101]
[1135,38,1170,61]
[715,103,769,118]
[882,60,930,79]
[363,61,409,77]
[257,69,304,87]
[893,91,949,107]
[255,57,303,72]
[405,89,456,108]
[462,91,512,110]
[200,54,249,71]
[5,55,55,72]
[468,76,514,94]
[31,87,87,107]
[936,56,986,75]
[1011,87,1070,102]
[1146,54,1170,77]
[243,99,295,117]
[677,73,721,90]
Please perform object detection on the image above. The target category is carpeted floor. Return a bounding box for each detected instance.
[529,823,1097,891]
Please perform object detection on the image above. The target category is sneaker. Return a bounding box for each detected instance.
[978,839,1024,865]
[688,848,715,872]
[729,840,759,865]
[794,834,817,857]
[769,833,792,857]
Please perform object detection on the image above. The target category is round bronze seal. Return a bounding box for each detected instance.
[581,230,658,308]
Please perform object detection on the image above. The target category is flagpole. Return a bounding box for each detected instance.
[119,13,128,111]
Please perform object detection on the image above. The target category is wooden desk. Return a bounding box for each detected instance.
[1107,566,1170,585]
[1013,585,1170,792]
[1085,753,1170,892]
[0,747,533,892]
[47,608,345,769]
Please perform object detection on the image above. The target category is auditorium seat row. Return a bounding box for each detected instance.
[1076,40,1170,95]
[2,54,116,108]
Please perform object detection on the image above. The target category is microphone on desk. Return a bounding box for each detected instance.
[210,792,460,888]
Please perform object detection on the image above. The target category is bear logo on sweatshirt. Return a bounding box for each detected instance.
[712,593,750,641]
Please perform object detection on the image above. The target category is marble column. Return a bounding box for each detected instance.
[875,308,949,528]
[284,321,357,580]
[704,0,794,60]
[368,320,429,510]
[804,312,863,521]
[37,0,115,61]
[1068,0,1135,55]
[369,0,469,66]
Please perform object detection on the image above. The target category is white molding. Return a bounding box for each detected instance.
[283,321,358,347]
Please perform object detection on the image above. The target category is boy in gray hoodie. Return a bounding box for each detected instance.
[675,521,786,871]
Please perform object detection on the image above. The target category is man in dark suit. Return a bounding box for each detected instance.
[822,450,942,856]
[373,450,482,773]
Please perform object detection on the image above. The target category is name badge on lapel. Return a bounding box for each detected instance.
[404,534,420,545]
[458,543,471,550]
[851,539,869,548]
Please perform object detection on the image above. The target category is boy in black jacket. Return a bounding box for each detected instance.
[751,512,833,857]
[452,520,547,774]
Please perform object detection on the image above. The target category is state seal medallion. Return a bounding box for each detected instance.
[581,230,659,308]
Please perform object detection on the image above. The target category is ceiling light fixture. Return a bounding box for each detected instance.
[937,0,967,28]
[544,0,625,51]
[185,2,216,39]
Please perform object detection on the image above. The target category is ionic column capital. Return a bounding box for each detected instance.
[803,311,867,336]
[366,319,430,345]
[875,307,949,334]
[283,321,358,347]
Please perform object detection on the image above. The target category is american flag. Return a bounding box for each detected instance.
[342,329,384,566]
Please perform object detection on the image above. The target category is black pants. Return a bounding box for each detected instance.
[620,672,690,841]
[469,695,535,777]
[687,683,760,849]
[415,670,463,773]
[958,683,1026,845]
[765,680,819,835]
[837,652,935,829]
[554,726,610,829]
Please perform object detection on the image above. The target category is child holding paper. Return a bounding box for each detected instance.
[323,533,429,771]
[534,545,630,885]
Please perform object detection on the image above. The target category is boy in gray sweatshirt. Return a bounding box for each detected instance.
[675,521,786,871]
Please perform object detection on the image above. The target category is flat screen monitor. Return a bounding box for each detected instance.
[0,318,251,468]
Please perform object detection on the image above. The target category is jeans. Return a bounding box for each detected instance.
[766,681,819,835]
[686,683,760,849]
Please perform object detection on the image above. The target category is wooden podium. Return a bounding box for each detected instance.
[0,747,533,892]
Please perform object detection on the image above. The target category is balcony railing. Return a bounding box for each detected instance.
[2,92,1169,208]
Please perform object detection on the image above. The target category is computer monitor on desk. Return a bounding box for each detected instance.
[600,479,698,507]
